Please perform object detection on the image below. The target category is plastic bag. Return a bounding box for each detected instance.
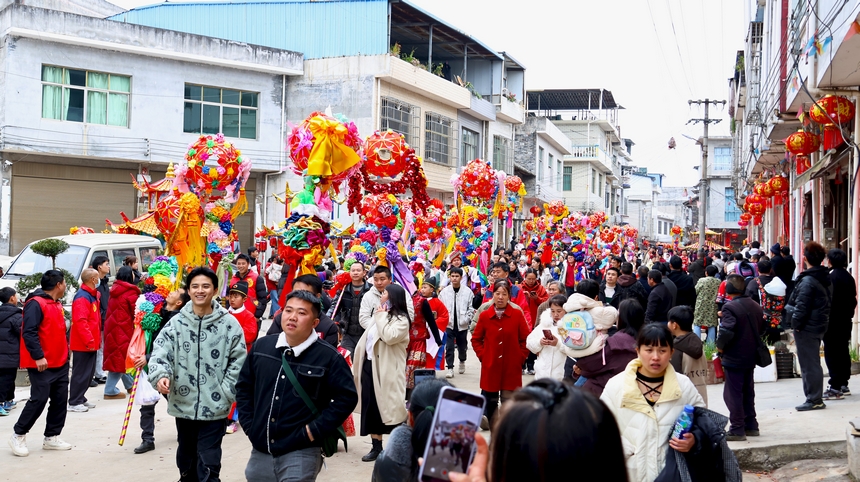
[135,370,161,407]
[126,324,146,372]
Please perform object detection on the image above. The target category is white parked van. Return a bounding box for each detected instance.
[0,234,162,303]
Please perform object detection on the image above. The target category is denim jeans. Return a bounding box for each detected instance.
[244,447,322,482]
[268,289,280,318]
[693,325,716,343]
[104,371,134,396]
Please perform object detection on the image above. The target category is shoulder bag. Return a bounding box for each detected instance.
[281,354,347,457]
[746,311,772,368]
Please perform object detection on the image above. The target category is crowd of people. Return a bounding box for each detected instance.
[0,236,856,481]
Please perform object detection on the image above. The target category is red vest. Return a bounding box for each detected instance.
[231,270,260,315]
[20,295,68,368]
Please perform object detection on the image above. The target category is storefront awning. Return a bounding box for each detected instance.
[795,148,850,186]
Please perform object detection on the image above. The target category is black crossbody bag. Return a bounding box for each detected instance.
[281,354,347,457]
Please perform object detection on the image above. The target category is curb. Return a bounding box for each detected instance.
[733,440,846,472]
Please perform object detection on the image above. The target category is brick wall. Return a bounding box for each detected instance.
[514,131,536,173]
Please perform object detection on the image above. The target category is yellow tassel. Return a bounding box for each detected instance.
[230,188,248,219]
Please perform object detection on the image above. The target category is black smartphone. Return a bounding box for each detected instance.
[413,369,437,387]
[418,387,486,482]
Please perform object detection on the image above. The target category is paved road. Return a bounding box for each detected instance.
[2,328,858,481]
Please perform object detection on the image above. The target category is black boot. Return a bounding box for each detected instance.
[134,440,155,454]
[361,438,382,462]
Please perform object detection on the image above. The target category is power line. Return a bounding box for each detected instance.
[662,0,696,97]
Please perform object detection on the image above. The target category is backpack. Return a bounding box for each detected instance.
[737,260,756,281]
[756,278,785,329]
[558,311,596,350]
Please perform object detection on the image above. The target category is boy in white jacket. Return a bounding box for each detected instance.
[526,295,569,380]
[559,279,619,360]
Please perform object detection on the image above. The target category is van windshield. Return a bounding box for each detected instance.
[4,244,89,280]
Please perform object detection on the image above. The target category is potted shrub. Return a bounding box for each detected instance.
[851,345,860,375]
[703,341,723,385]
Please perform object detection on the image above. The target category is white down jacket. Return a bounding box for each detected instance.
[525,309,568,380]
[600,359,705,482]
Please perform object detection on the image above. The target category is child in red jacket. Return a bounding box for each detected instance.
[226,280,257,434]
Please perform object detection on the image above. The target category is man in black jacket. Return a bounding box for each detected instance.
[688,250,707,285]
[716,274,765,441]
[267,275,339,347]
[330,262,371,354]
[786,241,832,411]
[608,263,648,309]
[0,287,22,414]
[668,256,697,309]
[237,290,357,480]
[645,270,673,324]
[823,249,857,400]
[777,245,797,297]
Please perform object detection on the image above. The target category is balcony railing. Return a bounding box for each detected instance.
[487,94,525,124]
[569,144,600,158]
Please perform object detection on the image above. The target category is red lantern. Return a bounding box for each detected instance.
[740,212,752,222]
[752,214,763,225]
[784,131,820,155]
[796,155,812,175]
[738,220,749,228]
[760,181,774,198]
[746,192,763,205]
[769,175,789,193]
[530,205,542,217]
[809,95,856,125]
[748,202,765,216]
[820,124,846,151]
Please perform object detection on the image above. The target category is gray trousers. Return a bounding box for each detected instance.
[244,447,322,482]
[795,329,824,403]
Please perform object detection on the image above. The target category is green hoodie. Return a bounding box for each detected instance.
[148,300,247,420]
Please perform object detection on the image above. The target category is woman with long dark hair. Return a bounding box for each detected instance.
[353,282,410,461]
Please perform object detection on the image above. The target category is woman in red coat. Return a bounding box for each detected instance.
[519,268,548,375]
[471,279,529,429]
[102,266,140,399]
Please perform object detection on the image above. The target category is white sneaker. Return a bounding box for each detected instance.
[67,404,88,413]
[83,402,96,409]
[446,369,455,379]
[459,362,466,374]
[9,434,28,457]
[42,436,72,451]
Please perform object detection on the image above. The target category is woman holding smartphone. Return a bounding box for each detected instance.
[600,324,705,481]
[353,283,411,462]
[472,279,530,429]
[525,294,568,381]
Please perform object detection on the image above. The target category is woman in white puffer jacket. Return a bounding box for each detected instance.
[525,295,569,380]
[600,324,705,482]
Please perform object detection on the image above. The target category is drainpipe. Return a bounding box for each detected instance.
[851,95,860,349]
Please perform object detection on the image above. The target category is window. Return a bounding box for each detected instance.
[184,84,258,139]
[493,136,513,173]
[556,159,562,190]
[537,147,544,181]
[461,128,479,166]
[548,153,554,185]
[381,96,420,149]
[41,66,130,127]
[592,169,597,194]
[725,187,741,222]
[713,147,732,171]
[563,166,572,191]
[425,112,457,165]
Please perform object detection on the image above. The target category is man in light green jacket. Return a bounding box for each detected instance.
[149,267,246,482]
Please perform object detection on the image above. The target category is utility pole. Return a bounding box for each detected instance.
[687,99,726,248]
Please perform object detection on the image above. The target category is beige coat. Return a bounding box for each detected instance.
[353,310,410,426]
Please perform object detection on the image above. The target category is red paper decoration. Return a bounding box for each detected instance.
[809,95,856,125]
[752,214,763,225]
[364,130,409,178]
[740,212,752,222]
[820,124,846,151]
[796,155,812,175]
[785,131,821,156]
[738,220,749,228]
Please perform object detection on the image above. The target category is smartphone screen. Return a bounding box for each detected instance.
[543,329,554,340]
[413,369,436,387]
[419,387,486,482]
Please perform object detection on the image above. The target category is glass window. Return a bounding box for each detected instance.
[563,166,572,191]
[461,128,479,166]
[41,65,130,127]
[557,159,563,190]
[713,147,732,171]
[111,249,136,274]
[725,187,741,222]
[548,153,554,184]
[381,96,419,148]
[537,147,543,181]
[425,112,457,166]
[183,83,260,139]
[5,244,89,280]
[493,136,513,173]
[140,248,158,267]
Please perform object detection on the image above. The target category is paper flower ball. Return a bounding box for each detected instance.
[179,134,250,196]
[364,130,409,178]
[287,111,362,183]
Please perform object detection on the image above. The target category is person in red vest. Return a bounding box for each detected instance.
[231,254,269,330]
[9,270,71,456]
[67,268,101,413]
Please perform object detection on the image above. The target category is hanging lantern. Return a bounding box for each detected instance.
[529,205,542,217]
[820,124,846,151]
[809,95,856,125]
[769,175,789,193]
[740,212,752,222]
[738,220,749,228]
[796,155,812,175]
[784,131,820,155]
[746,192,763,205]
[748,202,765,216]
[752,214,763,225]
[760,181,774,198]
